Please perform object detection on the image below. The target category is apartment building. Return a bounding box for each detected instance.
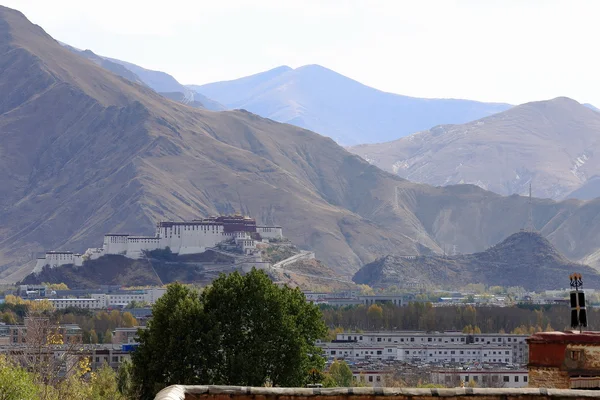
[42,288,166,310]
[319,341,514,365]
[329,331,529,365]
[0,319,82,345]
[112,326,145,344]
[397,343,513,364]
[430,368,528,388]
[352,370,389,387]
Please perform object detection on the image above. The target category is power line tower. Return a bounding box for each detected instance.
[525,182,535,232]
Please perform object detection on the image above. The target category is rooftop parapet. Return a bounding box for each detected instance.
[154,385,600,400]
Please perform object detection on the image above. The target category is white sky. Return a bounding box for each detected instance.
[4,0,600,105]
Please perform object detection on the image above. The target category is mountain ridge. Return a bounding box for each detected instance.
[189,64,512,145]
[0,5,442,281]
[348,97,600,199]
[61,43,226,111]
[353,231,600,291]
[5,5,600,286]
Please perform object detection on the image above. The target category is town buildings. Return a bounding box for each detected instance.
[430,368,529,388]
[34,215,283,271]
[112,326,145,345]
[319,331,529,365]
[41,288,166,310]
[0,318,83,345]
[303,291,406,307]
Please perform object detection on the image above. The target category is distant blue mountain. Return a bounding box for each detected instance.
[61,43,225,111]
[189,65,512,145]
[105,58,225,111]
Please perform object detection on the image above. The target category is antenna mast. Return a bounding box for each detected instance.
[526,182,534,232]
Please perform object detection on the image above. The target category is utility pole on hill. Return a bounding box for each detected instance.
[525,182,535,232]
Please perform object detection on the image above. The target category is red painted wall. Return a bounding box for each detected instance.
[529,342,567,368]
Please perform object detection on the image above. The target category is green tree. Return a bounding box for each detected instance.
[41,282,69,290]
[367,304,383,328]
[131,283,215,399]
[117,360,134,398]
[89,364,125,400]
[321,374,337,388]
[132,270,326,398]
[121,312,137,328]
[201,269,326,387]
[126,300,150,309]
[0,311,17,325]
[89,329,99,344]
[328,360,353,387]
[0,356,39,400]
[358,284,375,296]
[103,329,113,344]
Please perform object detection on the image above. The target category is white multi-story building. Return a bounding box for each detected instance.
[42,288,166,310]
[34,215,283,271]
[397,343,513,364]
[43,297,105,310]
[430,368,529,388]
[318,341,513,364]
[331,331,529,364]
[36,251,83,269]
[255,226,283,240]
[319,342,397,361]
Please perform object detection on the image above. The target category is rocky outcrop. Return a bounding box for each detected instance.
[353,232,600,291]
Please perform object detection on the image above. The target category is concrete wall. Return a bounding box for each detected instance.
[256,226,283,239]
[154,385,600,400]
[273,251,315,268]
[104,235,129,255]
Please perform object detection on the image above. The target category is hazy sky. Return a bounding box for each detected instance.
[5,0,600,105]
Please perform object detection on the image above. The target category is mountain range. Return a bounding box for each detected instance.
[72,54,511,146]
[62,44,225,111]
[348,97,600,200]
[188,65,512,145]
[0,5,438,281]
[66,46,600,201]
[353,231,600,291]
[4,6,600,288]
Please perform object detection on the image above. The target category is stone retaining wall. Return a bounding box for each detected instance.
[154,385,600,400]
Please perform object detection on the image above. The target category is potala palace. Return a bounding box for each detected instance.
[34,215,283,272]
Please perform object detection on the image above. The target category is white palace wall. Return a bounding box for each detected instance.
[256,226,283,239]
[156,223,225,255]
[34,218,283,271]
[103,234,129,255]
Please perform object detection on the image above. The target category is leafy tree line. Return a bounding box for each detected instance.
[321,302,588,333]
[0,299,138,344]
[0,312,130,400]
[0,270,327,399]
[131,269,327,399]
[0,355,128,400]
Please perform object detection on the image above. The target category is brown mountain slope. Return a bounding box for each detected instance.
[0,6,442,281]
[353,231,600,291]
[4,6,600,284]
[348,97,600,200]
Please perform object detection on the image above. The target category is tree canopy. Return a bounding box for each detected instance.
[132,269,326,399]
[0,356,38,400]
[328,360,353,387]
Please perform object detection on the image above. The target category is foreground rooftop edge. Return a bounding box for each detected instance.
[154,385,600,400]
